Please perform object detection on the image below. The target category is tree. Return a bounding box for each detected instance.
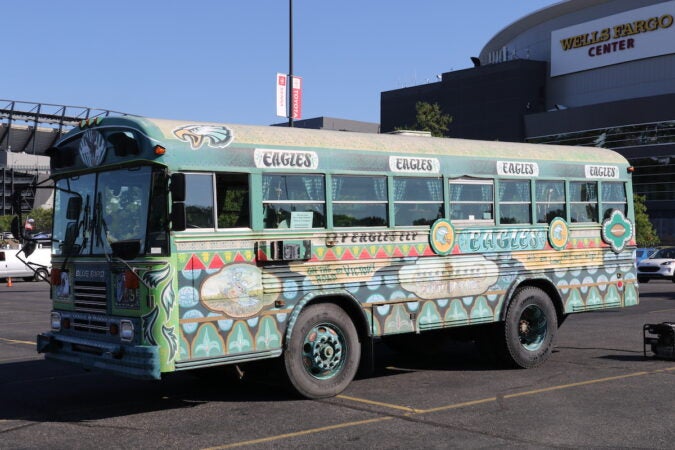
[0,208,52,241]
[633,194,659,247]
[406,101,453,137]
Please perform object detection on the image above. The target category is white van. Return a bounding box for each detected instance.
[0,246,51,281]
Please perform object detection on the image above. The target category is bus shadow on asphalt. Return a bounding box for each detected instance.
[0,358,297,423]
[371,339,497,376]
[0,340,500,422]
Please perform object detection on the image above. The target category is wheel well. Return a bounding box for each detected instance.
[309,296,371,344]
[507,279,565,327]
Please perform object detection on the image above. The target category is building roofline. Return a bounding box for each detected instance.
[480,0,614,57]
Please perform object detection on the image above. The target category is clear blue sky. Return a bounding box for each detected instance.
[4,1,561,126]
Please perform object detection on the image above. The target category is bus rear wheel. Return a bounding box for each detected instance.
[499,286,557,369]
[283,303,361,399]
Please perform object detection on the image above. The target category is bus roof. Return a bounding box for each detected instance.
[126,116,627,165]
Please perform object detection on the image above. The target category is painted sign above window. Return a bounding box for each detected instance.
[254,148,318,169]
[585,165,619,179]
[389,156,440,174]
[550,1,675,77]
[496,161,539,177]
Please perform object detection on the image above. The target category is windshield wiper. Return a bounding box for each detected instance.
[94,192,110,258]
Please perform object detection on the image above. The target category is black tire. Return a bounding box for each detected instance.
[498,286,557,369]
[284,303,360,399]
[638,276,649,283]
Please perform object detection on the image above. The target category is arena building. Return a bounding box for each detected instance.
[381,0,675,242]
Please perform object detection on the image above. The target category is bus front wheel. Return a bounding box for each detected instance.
[284,303,361,399]
[500,286,557,369]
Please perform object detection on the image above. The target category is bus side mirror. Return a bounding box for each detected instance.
[66,197,82,220]
[10,217,21,241]
[62,221,80,256]
[171,203,186,232]
[170,173,186,202]
[21,240,37,258]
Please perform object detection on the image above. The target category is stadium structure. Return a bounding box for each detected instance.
[0,100,124,216]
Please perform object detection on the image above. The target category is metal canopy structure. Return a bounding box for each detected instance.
[0,100,128,216]
[0,99,127,154]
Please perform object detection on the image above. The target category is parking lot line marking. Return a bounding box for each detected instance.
[418,396,498,414]
[0,337,35,346]
[649,308,675,314]
[501,371,649,399]
[203,365,675,449]
[337,394,422,413]
[203,416,393,449]
[0,356,42,364]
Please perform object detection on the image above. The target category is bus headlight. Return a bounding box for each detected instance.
[120,320,135,342]
[51,312,62,331]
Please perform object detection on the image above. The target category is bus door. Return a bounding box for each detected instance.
[177,173,265,360]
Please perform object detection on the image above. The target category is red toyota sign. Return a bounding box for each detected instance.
[291,76,302,119]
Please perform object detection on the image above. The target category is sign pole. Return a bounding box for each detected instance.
[288,0,294,127]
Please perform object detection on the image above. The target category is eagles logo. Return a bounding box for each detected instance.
[172,124,234,150]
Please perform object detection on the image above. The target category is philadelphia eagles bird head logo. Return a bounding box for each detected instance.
[172,124,234,150]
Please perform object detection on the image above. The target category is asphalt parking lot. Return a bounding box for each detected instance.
[1,280,674,449]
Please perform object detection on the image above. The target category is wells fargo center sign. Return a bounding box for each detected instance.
[550,0,675,77]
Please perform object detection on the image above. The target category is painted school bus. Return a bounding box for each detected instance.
[37,116,638,398]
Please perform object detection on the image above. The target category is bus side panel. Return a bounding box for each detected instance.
[171,227,637,366]
[174,243,287,366]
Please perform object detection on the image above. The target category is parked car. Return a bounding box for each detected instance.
[637,247,675,283]
[0,246,51,281]
[635,247,658,265]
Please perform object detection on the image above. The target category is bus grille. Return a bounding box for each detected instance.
[73,316,109,334]
[73,280,108,314]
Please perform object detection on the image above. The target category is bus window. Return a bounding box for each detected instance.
[449,178,494,223]
[601,182,627,219]
[263,174,325,229]
[393,177,443,226]
[185,174,215,229]
[216,173,250,228]
[536,180,566,223]
[332,176,387,227]
[570,181,598,223]
[499,180,531,224]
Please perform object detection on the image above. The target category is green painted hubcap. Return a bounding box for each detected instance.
[518,305,548,351]
[302,323,346,380]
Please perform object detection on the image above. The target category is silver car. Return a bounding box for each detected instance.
[637,247,675,283]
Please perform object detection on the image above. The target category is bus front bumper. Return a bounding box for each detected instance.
[37,333,161,380]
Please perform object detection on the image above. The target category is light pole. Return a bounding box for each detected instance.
[288,0,294,127]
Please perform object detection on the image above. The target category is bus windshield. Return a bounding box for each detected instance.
[52,166,167,257]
